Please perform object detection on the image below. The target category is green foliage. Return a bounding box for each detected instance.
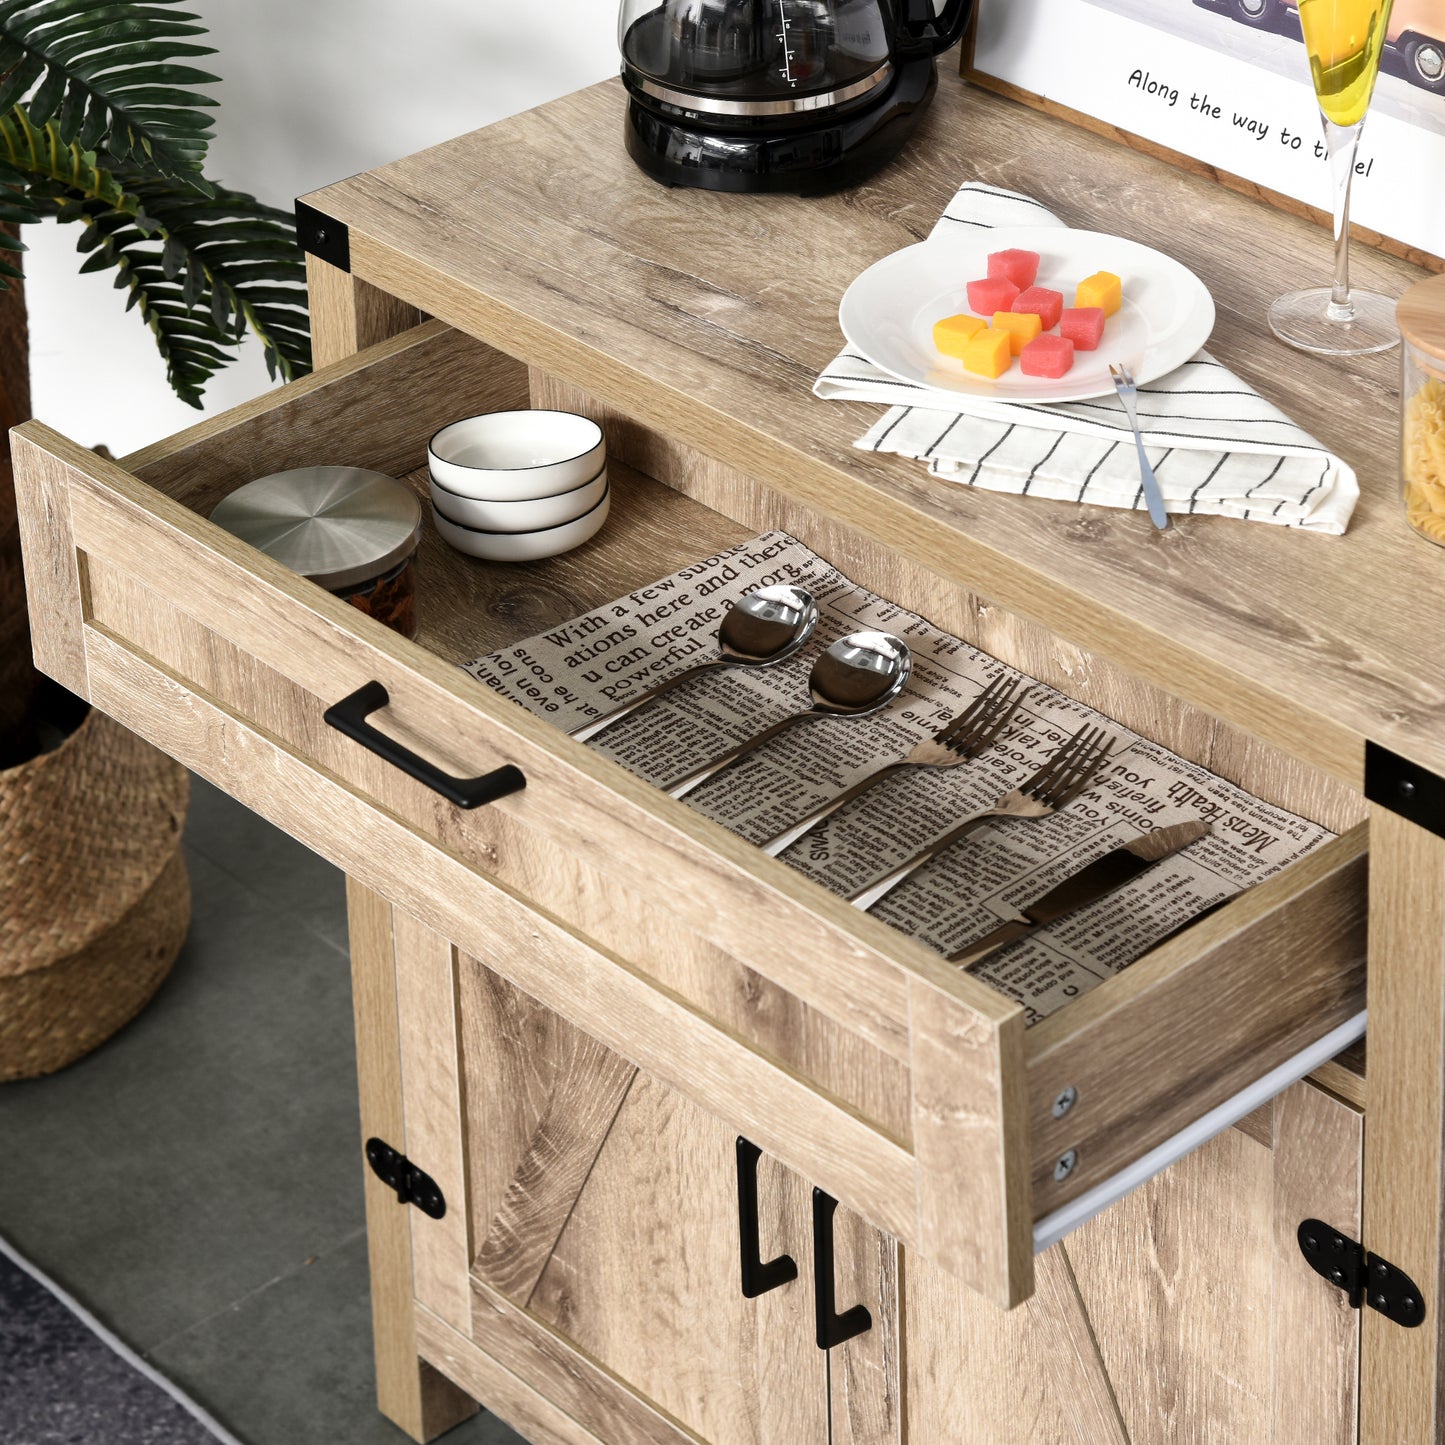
[0,0,217,185]
[0,1,310,405]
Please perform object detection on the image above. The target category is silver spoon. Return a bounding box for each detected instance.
[665,630,913,800]
[569,584,819,744]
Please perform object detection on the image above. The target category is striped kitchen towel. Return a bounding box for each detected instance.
[814,184,1358,533]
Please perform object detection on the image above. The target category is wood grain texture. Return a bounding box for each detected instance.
[1360,805,1445,1445]
[902,1077,1362,1444]
[122,320,527,509]
[76,620,923,1252]
[1027,824,1367,1216]
[904,1244,1129,1445]
[1068,1123,1277,1443]
[1271,1083,1363,1445]
[453,880,917,1247]
[306,254,423,369]
[346,882,479,1442]
[828,1202,902,1445]
[458,964,637,1304]
[11,429,87,696]
[45,418,991,1070]
[527,1072,828,1445]
[416,1303,653,1445]
[908,976,1033,1307]
[1310,1038,1367,1111]
[393,909,472,1336]
[303,71,1442,788]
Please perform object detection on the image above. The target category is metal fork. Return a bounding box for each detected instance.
[1109,363,1169,531]
[760,674,1028,857]
[848,723,1116,912]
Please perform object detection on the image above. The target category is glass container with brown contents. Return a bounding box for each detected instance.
[210,467,423,636]
[1398,276,1445,548]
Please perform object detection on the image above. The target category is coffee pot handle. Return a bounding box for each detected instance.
[895,0,975,57]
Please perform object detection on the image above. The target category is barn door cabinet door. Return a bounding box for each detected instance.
[901,1080,1365,1445]
[395,910,903,1444]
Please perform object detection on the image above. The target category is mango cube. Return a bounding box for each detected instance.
[991,310,1043,355]
[933,312,988,360]
[963,326,1012,379]
[1076,271,1122,317]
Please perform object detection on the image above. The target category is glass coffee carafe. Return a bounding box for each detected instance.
[619,0,973,191]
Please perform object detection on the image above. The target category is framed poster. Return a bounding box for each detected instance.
[966,0,1445,268]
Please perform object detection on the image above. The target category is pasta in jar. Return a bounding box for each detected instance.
[1399,276,1445,549]
[1403,378,1445,546]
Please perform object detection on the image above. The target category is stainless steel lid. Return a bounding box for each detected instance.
[211,467,423,592]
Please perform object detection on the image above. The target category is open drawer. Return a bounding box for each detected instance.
[12,320,1367,1309]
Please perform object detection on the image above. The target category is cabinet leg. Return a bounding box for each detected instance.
[348,879,480,1442]
[306,253,421,368]
[1360,805,1445,1444]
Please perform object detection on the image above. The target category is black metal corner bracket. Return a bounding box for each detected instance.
[365,1138,446,1220]
[1298,1219,1424,1328]
[295,199,350,273]
[1364,741,1445,841]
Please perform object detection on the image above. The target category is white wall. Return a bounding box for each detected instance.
[27,2,619,455]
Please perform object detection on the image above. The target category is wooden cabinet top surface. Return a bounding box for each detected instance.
[304,65,1436,789]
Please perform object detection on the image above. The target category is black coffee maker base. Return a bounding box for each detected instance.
[623,58,938,196]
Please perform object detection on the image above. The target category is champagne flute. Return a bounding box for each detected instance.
[1269,0,1399,355]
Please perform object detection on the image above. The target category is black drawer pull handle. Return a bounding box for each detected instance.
[324,681,526,809]
[736,1138,798,1299]
[812,1188,871,1350]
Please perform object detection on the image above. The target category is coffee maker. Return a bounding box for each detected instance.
[619,0,975,193]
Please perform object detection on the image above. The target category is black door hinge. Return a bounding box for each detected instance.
[365,1138,446,1220]
[1298,1219,1424,1327]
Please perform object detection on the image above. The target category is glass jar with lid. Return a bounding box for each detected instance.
[1398,274,1445,547]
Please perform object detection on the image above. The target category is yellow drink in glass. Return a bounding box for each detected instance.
[1268,0,1399,354]
[1298,0,1394,126]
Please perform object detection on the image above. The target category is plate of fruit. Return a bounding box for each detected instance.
[838,226,1215,404]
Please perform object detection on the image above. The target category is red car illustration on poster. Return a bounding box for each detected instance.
[1193,0,1445,92]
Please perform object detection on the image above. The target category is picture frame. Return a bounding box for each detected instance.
[963,0,1445,271]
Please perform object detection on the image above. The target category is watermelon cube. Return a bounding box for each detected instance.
[988,249,1040,290]
[1020,333,1075,379]
[1012,286,1064,331]
[1060,306,1106,351]
[966,277,1020,316]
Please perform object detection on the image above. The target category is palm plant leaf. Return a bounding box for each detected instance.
[0,0,218,186]
[0,108,309,405]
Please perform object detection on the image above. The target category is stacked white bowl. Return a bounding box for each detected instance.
[427,411,610,562]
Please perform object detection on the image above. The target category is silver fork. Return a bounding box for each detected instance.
[1109,363,1169,531]
[848,723,1116,912]
[759,674,1028,857]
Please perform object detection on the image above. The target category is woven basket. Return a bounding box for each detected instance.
[0,706,190,1080]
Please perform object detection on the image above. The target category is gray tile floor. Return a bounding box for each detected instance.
[0,777,525,1445]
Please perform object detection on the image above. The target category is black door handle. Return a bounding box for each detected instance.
[323,681,526,809]
[736,1138,798,1299]
[812,1188,871,1350]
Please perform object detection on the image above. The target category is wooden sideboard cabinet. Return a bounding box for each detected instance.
[13,63,1444,1445]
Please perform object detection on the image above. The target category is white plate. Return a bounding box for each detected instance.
[838,225,1216,405]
